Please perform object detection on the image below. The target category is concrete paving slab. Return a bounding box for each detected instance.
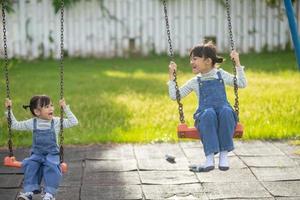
[179,141,202,149]
[86,144,135,160]
[203,182,272,199]
[83,171,140,186]
[84,159,137,172]
[60,161,83,187]
[140,171,199,185]
[56,186,80,200]
[262,181,300,197]
[240,156,298,168]
[0,165,22,174]
[138,158,190,171]
[272,141,300,158]
[234,140,266,148]
[80,185,142,200]
[32,194,43,200]
[251,167,300,181]
[0,189,19,200]
[219,199,274,200]
[142,184,208,200]
[293,157,300,166]
[164,195,208,200]
[179,146,205,159]
[12,148,31,159]
[0,174,23,188]
[195,168,257,183]
[134,143,186,160]
[63,146,87,161]
[234,141,285,156]
[181,146,235,159]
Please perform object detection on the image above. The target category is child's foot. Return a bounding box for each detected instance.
[219,150,229,171]
[17,192,33,200]
[189,153,215,172]
[43,193,56,200]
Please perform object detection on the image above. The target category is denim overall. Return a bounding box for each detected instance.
[22,119,62,195]
[194,71,237,156]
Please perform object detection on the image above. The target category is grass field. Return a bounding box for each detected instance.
[0,50,299,146]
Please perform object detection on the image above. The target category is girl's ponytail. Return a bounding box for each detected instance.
[216,56,224,64]
[22,105,30,110]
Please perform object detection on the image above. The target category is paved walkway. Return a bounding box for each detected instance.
[0,140,300,200]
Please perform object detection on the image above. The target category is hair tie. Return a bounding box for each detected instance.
[22,105,30,110]
[216,57,224,63]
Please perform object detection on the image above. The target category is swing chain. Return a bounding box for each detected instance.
[59,0,65,163]
[2,0,13,157]
[162,0,185,124]
[225,0,239,119]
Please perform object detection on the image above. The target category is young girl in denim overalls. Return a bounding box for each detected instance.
[5,95,78,200]
[168,41,247,172]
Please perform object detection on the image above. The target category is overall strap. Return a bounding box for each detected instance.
[33,118,37,130]
[51,119,55,129]
[197,76,202,84]
[217,71,222,79]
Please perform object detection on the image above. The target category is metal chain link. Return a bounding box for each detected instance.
[162,0,185,123]
[2,0,13,157]
[225,0,240,120]
[59,0,65,163]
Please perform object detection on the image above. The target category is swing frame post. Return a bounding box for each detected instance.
[284,0,300,70]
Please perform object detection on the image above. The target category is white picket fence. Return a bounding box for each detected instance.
[0,0,297,58]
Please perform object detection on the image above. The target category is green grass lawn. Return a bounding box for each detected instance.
[0,50,299,146]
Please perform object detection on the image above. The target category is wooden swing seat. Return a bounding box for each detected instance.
[177,122,243,139]
[4,156,68,173]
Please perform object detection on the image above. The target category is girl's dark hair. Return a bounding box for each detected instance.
[189,41,224,66]
[23,95,51,116]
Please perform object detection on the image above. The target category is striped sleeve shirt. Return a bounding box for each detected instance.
[5,105,78,144]
[168,66,247,100]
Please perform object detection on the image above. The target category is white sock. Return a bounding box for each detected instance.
[44,193,53,199]
[204,153,214,167]
[219,151,229,167]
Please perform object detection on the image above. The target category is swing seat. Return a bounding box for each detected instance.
[3,156,68,173]
[177,122,243,139]
[60,162,68,173]
[4,156,22,168]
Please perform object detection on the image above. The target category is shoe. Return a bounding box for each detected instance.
[218,166,230,171]
[17,192,33,200]
[189,165,215,172]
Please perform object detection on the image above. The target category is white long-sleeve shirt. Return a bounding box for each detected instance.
[5,105,78,144]
[168,66,247,100]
